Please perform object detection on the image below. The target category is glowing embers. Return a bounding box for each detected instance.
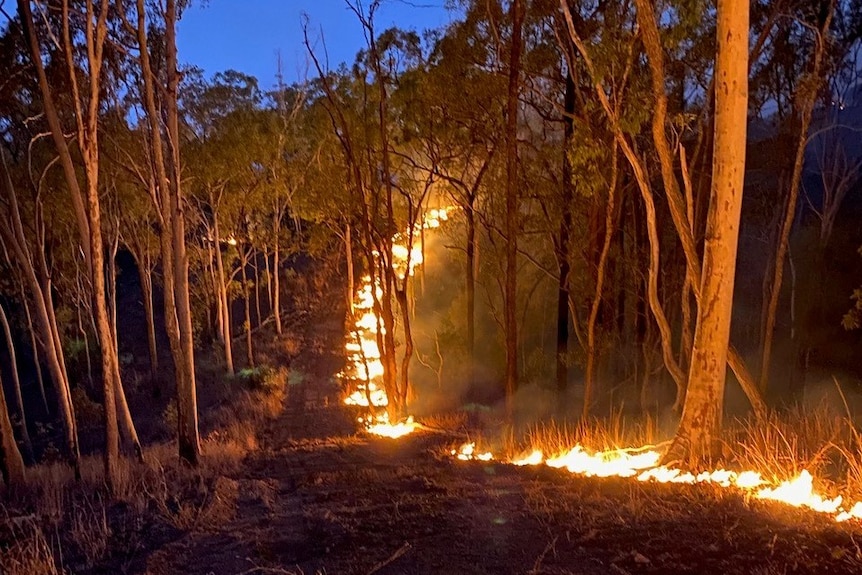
[453,442,862,525]
[451,442,493,461]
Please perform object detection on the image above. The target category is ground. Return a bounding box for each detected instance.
[128,354,862,575]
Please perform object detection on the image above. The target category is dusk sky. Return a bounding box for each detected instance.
[176,0,457,89]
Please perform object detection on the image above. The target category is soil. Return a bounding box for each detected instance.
[127,352,862,575]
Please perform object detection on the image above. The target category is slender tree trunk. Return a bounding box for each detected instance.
[345,223,354,316]
[504,0,524,425]
[666,0,748,463]
[273,220,283,336]
[759,11,831,393]
[135,0,200,464]
[21,290,49,414]
[557,71,575,405]
[0,370,25,487]
[252,248,262,327]
[213,219,234,374]
[0,303,33,462]
[137,260,159,385]
[584,148,619,419]
[465,205,476,391]
[242,248,255,368]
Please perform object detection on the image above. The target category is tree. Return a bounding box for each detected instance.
[666,0,749,462]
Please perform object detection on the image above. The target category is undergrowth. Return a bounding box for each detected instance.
[0,365,288,575]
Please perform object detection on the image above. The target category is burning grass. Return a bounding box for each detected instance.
[451,405,862,527]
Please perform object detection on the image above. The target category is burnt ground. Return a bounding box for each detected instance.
[131,358,862,575]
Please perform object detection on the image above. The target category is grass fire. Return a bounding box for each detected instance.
[3,1,862,574]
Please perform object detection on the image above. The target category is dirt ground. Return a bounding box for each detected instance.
[127,348,862,575]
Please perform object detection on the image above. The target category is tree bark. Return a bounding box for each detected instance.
[213,217,234,374]
[242,247,255,368]
[504,0,524,424]
[20,288,49,414]
[0,369,25,487]
[666,0,749,463]
[557,70,575,404]
[759,9,831,394]
[0,303,33,462]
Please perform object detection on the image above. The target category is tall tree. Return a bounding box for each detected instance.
[504,0,524,424]
[666,0,749,462]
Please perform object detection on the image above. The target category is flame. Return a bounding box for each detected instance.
[452,442,862,525]
[342,207,456,437]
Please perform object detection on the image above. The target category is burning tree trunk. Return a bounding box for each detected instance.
[666,0,749,462]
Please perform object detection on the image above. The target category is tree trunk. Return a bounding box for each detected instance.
[759,10,831,393]
[135,0,200,464]
[242,248,255,368]
[213,218,234,374]
[666,0,748,463]
[21,290,49,414]
[504,0,524,424]
[465,205,476,391]
[0,303,33,462]
[137,259,159,387]
[557,70,575,405]
[252,248,262,328]
[584,148,618,419]
[0,370,25,487]
[273,223,283,336]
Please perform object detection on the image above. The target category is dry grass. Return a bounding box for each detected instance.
[0,366,288,575]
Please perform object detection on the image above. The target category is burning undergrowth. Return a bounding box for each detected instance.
[450,408,862,527]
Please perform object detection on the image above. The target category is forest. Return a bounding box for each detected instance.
[2,0,862,573]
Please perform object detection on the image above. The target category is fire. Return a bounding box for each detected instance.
[454,442,862,525]
[342,207,456,437]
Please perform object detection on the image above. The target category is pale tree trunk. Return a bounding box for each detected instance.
[21,288,49,414]
[0,303,33,462]
[273,218,283,336]
[666,0,749,463]
[134,0,200,464]
[15,2,80,474]
[242,247,255,368]
[0,370,25,487]
[504,0,524,425]
[213,218,234,374]
[759,8,832,394]
[252,248,262,328]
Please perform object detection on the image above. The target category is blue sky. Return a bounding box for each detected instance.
[177,0,456,90]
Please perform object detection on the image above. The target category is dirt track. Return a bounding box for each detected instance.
[135,365,862,575]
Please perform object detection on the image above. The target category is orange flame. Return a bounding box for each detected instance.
[456,442,862,524]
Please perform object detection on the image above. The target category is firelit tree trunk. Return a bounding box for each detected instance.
[273,214,283,336]
[0,303,33,462]
[166,0,201,464]
[504,0,524,424]
[557,70,575,405]
[134,0,200,464]
[666,0,749,463]
[465,205,476,390]
[759,7,832,394]
[0,370,25,487]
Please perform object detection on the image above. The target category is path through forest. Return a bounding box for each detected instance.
[138,340,862,575]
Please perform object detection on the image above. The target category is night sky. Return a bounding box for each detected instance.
[176,0,455,88]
